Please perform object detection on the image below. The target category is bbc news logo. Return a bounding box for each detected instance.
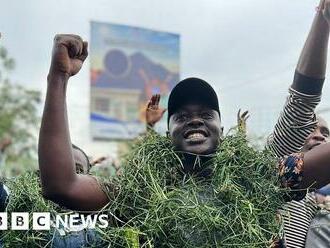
[0,212,110,230]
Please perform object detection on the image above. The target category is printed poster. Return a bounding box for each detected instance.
[90,21,180,139]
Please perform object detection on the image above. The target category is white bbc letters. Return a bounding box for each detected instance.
[0,212,8,230]
[11,212,29,230]
[33,212,50,230]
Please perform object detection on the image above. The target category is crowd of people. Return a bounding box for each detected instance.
[2,0,330,247]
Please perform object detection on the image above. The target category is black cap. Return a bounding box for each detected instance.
[167,77,220,125]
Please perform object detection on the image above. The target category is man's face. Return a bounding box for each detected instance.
[168,103,222,155]
[302,117,330,152]
[73,148,90,174]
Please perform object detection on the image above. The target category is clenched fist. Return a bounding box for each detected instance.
[321,0,330,25]
[49,34,88,78]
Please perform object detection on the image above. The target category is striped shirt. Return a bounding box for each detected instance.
[267,90,320,158]
[279,193,319,248]
[267,71,324,248]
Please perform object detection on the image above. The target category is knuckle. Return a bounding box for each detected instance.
[70,34,83,44]
[54,34,62,42]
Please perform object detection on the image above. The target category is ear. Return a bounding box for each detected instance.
[220,126,224,138]
[166,131,170,138]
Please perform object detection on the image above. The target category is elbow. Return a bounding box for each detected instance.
[41,184,70,205]
[42,188,75,208]
[39,174,77,204]
[42,187,63,203]
[41,180,79,209]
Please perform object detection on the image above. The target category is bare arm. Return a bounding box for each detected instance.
[296,0,329,79]
[300,142,330,189]
[267,0,330,157]
[38,34,108,211]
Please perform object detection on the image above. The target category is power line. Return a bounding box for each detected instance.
[221,62,296,92]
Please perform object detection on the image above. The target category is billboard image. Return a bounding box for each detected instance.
[90,21,180,140]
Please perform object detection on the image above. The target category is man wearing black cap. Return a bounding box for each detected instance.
[167,77,223,162]
[38,36,330,248]
[38,33,224,211]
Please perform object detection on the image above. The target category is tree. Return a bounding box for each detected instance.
[0,46,41,175]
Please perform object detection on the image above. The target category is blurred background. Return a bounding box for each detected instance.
[0,0,328,176]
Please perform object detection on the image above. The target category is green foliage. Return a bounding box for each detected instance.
[3,172,57,247]
[99,131,284,247]
[3,131,285,247]
[0,46,41,174]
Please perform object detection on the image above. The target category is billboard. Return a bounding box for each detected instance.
[90,21,180,140]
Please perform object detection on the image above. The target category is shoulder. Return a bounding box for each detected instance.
[93,176,120,201]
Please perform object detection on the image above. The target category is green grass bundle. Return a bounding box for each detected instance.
[2,172,58,247]
[100,132,284,247]
[2,131,285,247]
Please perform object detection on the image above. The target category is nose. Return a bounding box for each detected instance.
[187,116,204,127]
[311,131,326,142]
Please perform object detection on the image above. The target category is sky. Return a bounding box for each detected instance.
[0,0,329,156]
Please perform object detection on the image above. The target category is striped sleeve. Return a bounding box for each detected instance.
[280,193,319,248]
[266,71,324,158]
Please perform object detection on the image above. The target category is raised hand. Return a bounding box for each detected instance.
[237,109,249,133]
[146,94,167,127]
[49,34,88,78]
[91,156,107,166]
[321,0,330,25]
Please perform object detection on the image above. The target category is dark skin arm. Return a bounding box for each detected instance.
[268,0,330,158]
[38,34,108,211]
[296,0,330,190]
[296,0,329,79]
[300,142,330,189]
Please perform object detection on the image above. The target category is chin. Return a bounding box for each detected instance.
[185,146,211,155]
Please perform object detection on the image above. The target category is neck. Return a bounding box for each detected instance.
[182,153,214,178]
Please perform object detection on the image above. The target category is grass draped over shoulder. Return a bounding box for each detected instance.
[1,131,285,248]
[100,131,285,247]
[2,172,60,247]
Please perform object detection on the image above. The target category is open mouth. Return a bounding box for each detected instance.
[184,130,208,143]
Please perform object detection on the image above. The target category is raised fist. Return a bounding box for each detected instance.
[49,34,88,78]
[321,0,330,25]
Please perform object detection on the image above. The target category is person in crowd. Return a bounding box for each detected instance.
[304,182,330,247]
[38,33,330,213]
[266,0,330,247]
[37,4,330,248]
[0,136,11,212]
[146,1,330,247]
